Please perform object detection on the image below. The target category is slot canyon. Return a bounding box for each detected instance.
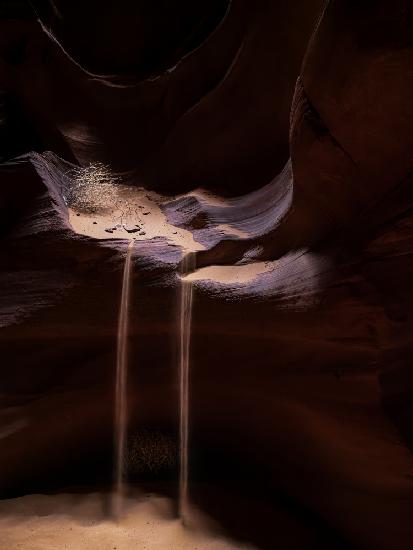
[1,1,413,549]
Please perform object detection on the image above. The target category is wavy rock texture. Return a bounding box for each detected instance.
[1,1,413,550]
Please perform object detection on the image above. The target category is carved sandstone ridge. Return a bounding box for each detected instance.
[290,0,413,470]
[197,1,413,268]
[0,0,323,195]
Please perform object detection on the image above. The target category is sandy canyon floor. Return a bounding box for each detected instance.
[0,492,255,550]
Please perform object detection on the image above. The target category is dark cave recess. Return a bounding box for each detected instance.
[27,0,232,78]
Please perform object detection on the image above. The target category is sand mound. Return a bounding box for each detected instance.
[0,492,255,550]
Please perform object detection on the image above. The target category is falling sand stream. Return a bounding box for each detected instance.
[113,246,195,523]
[179,253,195,523]
[0,156,265,548]
[113,240,134,519]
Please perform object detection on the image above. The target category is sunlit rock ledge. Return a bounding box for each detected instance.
[22,151,327,303]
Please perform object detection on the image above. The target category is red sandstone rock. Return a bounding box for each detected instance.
[1,2,413,550]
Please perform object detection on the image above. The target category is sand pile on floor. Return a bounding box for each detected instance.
[0,492,255,550]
